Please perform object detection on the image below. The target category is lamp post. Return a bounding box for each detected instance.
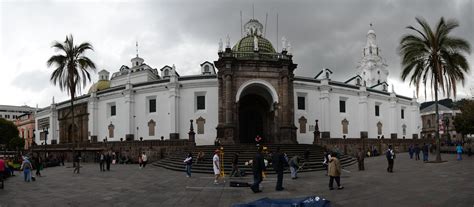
[43,127,49,160]
[443,116,450,143]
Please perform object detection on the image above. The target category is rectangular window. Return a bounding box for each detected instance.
[401,109,405,119]
[297,96,305,110]
[339,100,346,113]
[197,96,205,110]
[149,99,156,113]
[375,105,380,117]
[111,105,116,116]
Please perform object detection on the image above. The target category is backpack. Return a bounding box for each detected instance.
[386,150,392,160]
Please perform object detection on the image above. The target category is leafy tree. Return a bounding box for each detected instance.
[8,137,25,151]
[0,118,19,145]
[453,99,474,140]
[47,34,96,143]
[399,17,471,162]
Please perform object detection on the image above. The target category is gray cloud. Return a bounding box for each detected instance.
[1,0,473,107]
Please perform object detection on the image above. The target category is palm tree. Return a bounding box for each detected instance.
[399,17,471,162]
[47,34,96,144]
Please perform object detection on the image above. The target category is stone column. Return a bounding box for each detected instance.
[225,74,232,124]
[389,96,397,139]
[320,81,331,138]
[124,82,135,140]
[188,119,195,145]
[168,83,180,140]
[358,88,368,139]
[50,103,58,144]
[88,92,98,142]
[281,76,289,125]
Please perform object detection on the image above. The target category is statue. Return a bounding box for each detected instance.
[281,36,287,51]
[225,35,230,49]
[253,35,259,51]
[218,38,223,52]
[287,41,292,55]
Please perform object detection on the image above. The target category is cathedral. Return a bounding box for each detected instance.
[34,19,421,146]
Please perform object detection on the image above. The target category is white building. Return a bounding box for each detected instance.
[35,19,421,146]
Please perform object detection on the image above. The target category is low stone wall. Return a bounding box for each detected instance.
[315,138,433,156]
[31,140,195,163]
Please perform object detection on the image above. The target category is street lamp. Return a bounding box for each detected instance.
[43,127,49,160]
[443,116,450,143]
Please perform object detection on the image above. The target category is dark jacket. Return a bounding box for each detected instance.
[271,152,288,172]
[252,152,266,174]
[232,153,239,165]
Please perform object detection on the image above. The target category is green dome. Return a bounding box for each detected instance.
[88,80,110,94]
[232,35,276,53]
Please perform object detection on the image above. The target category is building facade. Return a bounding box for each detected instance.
[420,101,461,141]
[15,112,35,149]
[0,105,34,121]
[35,19,421,146]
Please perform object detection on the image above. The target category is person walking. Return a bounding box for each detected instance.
[230,152,240,177]
[323,150,330,176]
[251,146,265,193]
[408,145,414,159]
[73,153,81,174]
[289,155,300,179]
[414,144,421,160]
[0,157,4,189]
[386,145,395,173]
[213,150,222,184]
[422,143,429,162]
[21,156,33,182]
[138,154,143,169]
[184,152,193,177]
[105,152,111,171]
[304,148,310,162]
[328,152,343,190]
[271,147,288,191]
[141,153,148,168]
[99,151,105,171]
[356,148,365,171]
[456,144,463,161]
[34,155,42,177]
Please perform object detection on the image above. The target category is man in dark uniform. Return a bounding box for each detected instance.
[251,146,265,193]
[272,147,288,191]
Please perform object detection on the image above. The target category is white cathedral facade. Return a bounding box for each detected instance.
[35,19,421,146]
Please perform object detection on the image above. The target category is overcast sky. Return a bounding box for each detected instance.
[1,0,473,108]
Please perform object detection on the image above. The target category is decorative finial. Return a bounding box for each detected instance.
[391,84,395,93]
[127,70,131,83]
[218,38,223,52]
[225,35,230,49]
[52,96,55,104]
[136,41,139,57]
[281,36,287,52]
[253,35,259,51]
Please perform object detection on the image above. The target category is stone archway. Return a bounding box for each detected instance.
[237,81,277,143]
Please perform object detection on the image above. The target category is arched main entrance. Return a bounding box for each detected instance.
[237,82,277,143]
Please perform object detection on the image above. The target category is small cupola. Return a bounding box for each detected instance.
[98,69,110,81]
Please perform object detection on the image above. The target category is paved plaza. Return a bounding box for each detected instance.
[1,153,473,207]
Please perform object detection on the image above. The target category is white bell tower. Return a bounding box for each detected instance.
[357,24,389,87]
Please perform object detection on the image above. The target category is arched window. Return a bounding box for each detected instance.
[164,69,169,77]
[341,118,349,134]
[204,65,210,72]
[402,124,407,135]
[108,123,115,138]
[148,119,156,136]
[356,78,361,86]
[377,121,383,135]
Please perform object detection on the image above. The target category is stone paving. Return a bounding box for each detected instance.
[0,153,473,207]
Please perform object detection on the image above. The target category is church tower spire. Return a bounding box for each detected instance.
[357,23,389,87]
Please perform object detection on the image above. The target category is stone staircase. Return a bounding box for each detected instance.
[153,144,356,174]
